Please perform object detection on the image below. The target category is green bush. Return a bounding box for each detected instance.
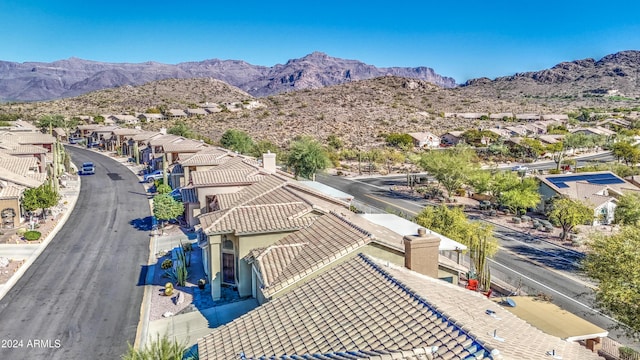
[23,231,41,241]
[157,184,171,194]
[161,259,173,270]
[620,347,639,360]
[121,333,191,360]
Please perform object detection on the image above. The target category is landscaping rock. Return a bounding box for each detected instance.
[0,257,9,268]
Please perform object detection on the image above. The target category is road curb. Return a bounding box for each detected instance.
[0,175,81,302]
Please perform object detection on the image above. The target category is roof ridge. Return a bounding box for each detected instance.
[357,253,493,359]
[329,211,372,238]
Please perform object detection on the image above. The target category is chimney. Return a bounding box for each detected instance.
[404,228,441,278]
[159,127,167,135]
[262,151,276,174]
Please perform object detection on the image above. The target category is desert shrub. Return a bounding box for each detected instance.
[16,228,27,235]
[23,231,41,241]
[161,259,173,270]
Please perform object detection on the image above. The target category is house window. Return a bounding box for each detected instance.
[223,239,234,250]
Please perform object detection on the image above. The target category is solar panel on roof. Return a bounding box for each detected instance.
[548,173,625,188]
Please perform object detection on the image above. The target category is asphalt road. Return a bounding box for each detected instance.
[0,147,151,359]
[317,172,639,347]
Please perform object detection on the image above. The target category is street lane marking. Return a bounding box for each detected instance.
[363,194,419,216]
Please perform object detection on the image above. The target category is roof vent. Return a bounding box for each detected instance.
[417,228,427,237]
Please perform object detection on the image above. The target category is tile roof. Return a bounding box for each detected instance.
[198,254,492,360]
[161,141,206,153]
[381,259,603,360]
[0,153,39,175]
[249,212,371,297]
[178,148,233,166]
[112,128,143,136]
[0,144,48,154]
[130,131,162,141]
[199,203,318,235]
[148,134,185,146]
[198,254,602,360]
[0,185,23,199]
[191,168,264,187]
[0,166,45,188]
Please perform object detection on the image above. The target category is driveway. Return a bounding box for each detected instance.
[0,147,151,359]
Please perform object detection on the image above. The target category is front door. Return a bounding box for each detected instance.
[222,253,235,284]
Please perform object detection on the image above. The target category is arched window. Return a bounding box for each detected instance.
[223,239,234,250]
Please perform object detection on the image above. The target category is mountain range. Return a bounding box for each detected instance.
[0,52,456,102]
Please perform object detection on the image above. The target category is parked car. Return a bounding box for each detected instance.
[511,165,528,172]
[87,141,100,148]
[69,137,83,144]
[81,162,95,175]
[143,170,164,183]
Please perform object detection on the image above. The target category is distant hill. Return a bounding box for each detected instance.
[459,50,640,105]
[0,52,456,102]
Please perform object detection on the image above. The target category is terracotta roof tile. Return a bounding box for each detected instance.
[191,168,264,186]
[199,203,317,235]
[252,213,371,296]
[198,255,491,360]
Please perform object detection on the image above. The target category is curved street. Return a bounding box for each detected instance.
[0,147,150,359]
[316,171,638,348]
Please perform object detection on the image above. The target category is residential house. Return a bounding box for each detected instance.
[137,113,165,123]
[597,118,631,129]
[486,127,512,140]
[489,112,514,120]
[167,109,188,118]
[0,153,47,228]
[186,108,208,117]
[504,125,530,137]
[51,128,67,142]
[108,115,138,125]
[542,114,569,122]
[197,253,603,360]
[515,113,541,121]
[1,120,39,133]
[407,132,440,148]
[537,171,640,225]
[76,124,101,139]
[171,147,238,188]
[457,112,488,120]
[570,127,617,138]
[440,130,464,145]
[203,105,222,113]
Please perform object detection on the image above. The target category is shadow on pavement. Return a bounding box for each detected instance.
[130,216,154,231]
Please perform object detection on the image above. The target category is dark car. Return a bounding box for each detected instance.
[81,162,95,175]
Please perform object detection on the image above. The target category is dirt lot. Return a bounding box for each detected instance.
[0,259,24,284]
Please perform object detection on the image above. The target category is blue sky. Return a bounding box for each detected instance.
[1,0,639,83]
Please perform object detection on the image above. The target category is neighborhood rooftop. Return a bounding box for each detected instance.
[198,254,602,360]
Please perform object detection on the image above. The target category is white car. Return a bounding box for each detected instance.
[511,165,528,172]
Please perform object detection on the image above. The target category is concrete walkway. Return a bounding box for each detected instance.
[146,298,258,346]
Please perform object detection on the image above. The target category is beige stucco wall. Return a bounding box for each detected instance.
[207,231,293,300]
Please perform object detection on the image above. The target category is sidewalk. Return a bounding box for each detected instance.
[0,176,81,302]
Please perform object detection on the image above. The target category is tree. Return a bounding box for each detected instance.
[612,141,640,166]
[614,193,640,226]
[583,226,640,333]
[36,115,66,130]
[546,197,593,240]
[415,205,498,290]
[153,194,184,227]
[418,146,478,199]
[500,186,540,215]
[520,138,545,161]
[220,129,254,154]
[250,140,282,160]
[167,120,195,139]
[22,184,60,218]
[286,136,330,179]
[385,133,414,148]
